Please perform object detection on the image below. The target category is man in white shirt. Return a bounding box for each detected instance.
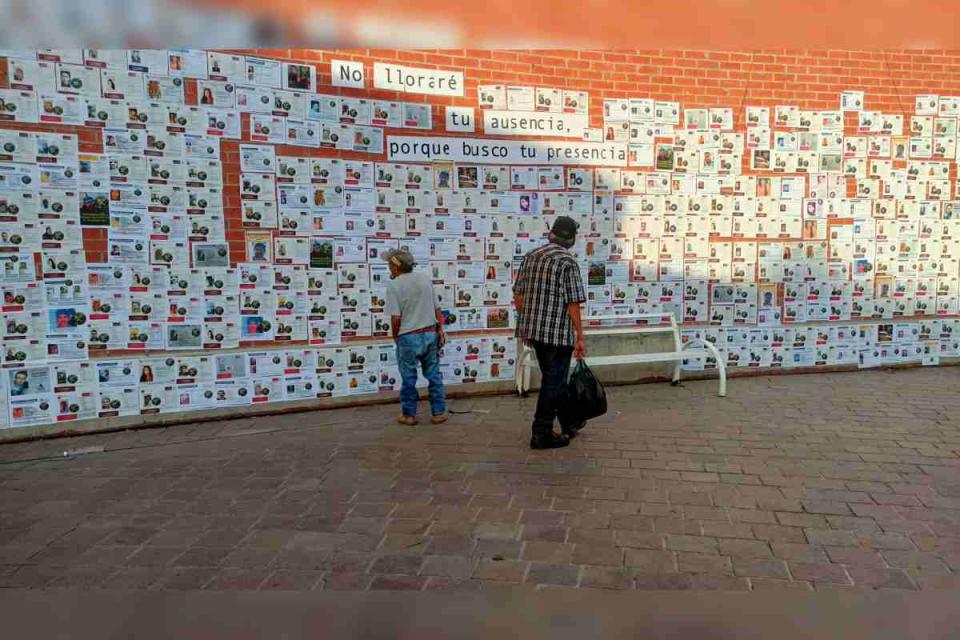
[384,249,447,425]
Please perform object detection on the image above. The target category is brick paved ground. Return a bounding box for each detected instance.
[2,368,960,593]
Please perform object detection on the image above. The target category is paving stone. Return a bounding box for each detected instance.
[472,559,526,582]
[271,548,329,572]
[578,566,634,590]
[824,547,887,567]
[7,367,960,594]
[677,552,732,575]
[776,513,829,528]
[751,524,808,543]
[718,539,772,558]
[749,577,813,591]
[419,555,475,578]
[99,566,166,589]
[824,516,883,533]
[369,574,427,590]
[322,572,372,591]
[845,566,918,590]
[572,544,623,567]
[47,564,117,589]
[474,540,524,561]
[259,570,323,590]
[684,575,750,590]
[426,535,475,556]
[732,558,789,579]
[729,509,777,524]
[520,510,565,526]
[370,554,423,576]
[613,530,664,549]
[472,523,520,542]
[633,573,695,590]
[204,568,269,591]
[803,529,857,547]
[377,534,429,554]
[525,563,579,586]
[155,566,219,590]
[801,501,854,516]
[519,524,567,542]
[700,522,756,539]
[916,575,960,590]
[665,535,718,554]
[854,532,916,550]
[609,514,656,532]
[624,549,677,572]
[566,528,615,545]
[521,541,574,564]
[770,543,829,564]
[787,562,851,585]
[125,546,190,567]
[881,550,951,575]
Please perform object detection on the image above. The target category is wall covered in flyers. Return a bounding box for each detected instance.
[0,47,960,435]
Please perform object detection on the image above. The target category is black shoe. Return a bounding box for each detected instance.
[561,421,586,439]
[530,433,571,450]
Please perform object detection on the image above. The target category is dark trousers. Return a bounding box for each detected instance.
[531,340,574,436]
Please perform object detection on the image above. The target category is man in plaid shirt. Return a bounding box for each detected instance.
[513,216,587,449]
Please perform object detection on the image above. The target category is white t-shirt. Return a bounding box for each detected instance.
[385,271,439,335]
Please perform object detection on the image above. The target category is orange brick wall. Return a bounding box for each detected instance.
[2,48,959,358]
[5,48,960,272]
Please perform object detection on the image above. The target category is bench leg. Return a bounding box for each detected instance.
[669,316,682,386]
[692,340,727,398]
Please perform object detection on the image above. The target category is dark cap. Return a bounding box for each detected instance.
[550,215,579,243]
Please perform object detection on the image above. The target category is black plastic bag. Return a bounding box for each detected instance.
[565,360,607,422]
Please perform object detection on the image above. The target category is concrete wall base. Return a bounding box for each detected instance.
[3,359,952,444]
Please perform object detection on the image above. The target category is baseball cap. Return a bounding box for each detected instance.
[383,247,415,271]
[551,215,579,243]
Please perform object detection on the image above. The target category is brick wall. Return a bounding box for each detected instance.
[1,47,959,364]
[5,48,959,276]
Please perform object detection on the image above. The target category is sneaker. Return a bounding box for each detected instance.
[397,415,418,426]
[529,432,571,450]
[430,413,447,424]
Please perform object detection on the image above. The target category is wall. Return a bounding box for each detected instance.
[0,48,959,440]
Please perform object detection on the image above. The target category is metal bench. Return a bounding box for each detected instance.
[515,313,727,397]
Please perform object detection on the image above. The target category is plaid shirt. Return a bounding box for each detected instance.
[513,242,586,346]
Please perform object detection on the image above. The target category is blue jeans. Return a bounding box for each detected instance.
[531,341,575,437]
[396,330,446,418]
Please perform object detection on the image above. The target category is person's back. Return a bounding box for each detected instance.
[383,249,447,426]
[512,216,587,450]
[516,242,581,347]
[387,270,437,335]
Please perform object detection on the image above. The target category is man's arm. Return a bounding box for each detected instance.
[568,302,586,360]
[434,306,446,349]
[562,260,588,360]
[386,285,401,342]
[390,316,401,342]
[512,255,526,331]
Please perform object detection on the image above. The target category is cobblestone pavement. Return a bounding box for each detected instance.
[2,368,960,593]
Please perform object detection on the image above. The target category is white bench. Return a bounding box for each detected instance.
[515,313,727,397]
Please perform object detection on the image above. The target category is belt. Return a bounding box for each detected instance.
[400,324,438,337]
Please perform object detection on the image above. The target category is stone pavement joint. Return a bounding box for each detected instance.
[2,368,960,591]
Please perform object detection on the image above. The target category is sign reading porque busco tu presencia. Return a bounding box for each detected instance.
[388,135,628,166]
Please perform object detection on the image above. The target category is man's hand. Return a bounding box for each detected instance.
[437,328,446,350]
[574,336,587,360]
